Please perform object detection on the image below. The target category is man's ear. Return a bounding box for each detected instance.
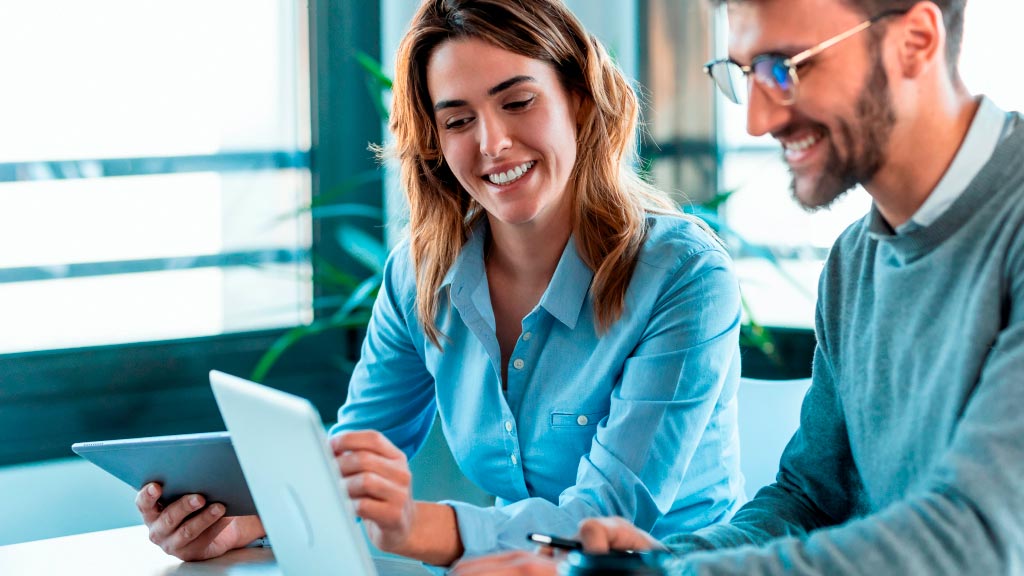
[893,1,946,78]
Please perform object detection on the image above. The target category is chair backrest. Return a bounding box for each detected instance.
[737,377,811,498]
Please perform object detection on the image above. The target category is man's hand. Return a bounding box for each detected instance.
[136,483,264,562]
[577,517,663,554]
[451,551,560,576]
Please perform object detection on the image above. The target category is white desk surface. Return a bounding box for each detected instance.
[0,525,431,576]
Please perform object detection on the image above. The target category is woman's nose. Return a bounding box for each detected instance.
[479,114,512,158]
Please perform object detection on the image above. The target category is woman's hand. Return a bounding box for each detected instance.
[332,430,464,565]
[135,483,265,562]
[331,430,417,552]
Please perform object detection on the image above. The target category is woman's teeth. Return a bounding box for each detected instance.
[487,161,535,185]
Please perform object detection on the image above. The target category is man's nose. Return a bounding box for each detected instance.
[745,80,791,138]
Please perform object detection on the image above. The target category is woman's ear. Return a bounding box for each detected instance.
[893,1,946,78]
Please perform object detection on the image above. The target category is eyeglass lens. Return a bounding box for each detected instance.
[711,57,798,105]
[754,56,797,104]
[711,61,748,104]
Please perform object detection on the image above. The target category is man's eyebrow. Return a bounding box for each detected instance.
[433,75,537,112]
[731,45,810,63]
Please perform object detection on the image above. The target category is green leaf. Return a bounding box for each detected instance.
[311,203,383,221]
[701,189,736,210]
[250,322,329,382]
[330,273,382,323]
[336,225,387,274]
[354,51,393,90]
[355,51,393,122]
[314,170,384,207]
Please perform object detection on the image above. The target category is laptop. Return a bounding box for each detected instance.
[209,370,431,576]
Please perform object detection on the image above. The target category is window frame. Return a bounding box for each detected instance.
[0,0,384,467]
[635,0,817,379]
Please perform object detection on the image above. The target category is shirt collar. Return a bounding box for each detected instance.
[897,95,1008,233]
[440,218,487,292]
[538,235,594,330]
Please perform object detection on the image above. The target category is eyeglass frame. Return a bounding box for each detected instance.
[704,8,909,106]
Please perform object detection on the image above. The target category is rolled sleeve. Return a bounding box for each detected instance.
[330,242,437,457]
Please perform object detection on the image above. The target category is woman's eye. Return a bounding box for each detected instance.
[444,117,472,130]
[505,97,535,110]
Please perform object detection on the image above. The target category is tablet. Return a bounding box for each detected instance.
[209,370,384,575]
[71,431,257,516]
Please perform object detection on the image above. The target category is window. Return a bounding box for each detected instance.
[1,0,384,467]
[0,0,312,354]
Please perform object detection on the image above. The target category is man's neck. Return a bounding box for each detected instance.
[867,91,979,229]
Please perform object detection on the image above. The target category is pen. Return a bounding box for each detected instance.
[527,532,584,551]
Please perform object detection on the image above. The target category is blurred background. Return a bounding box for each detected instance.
[1,0,1020,546]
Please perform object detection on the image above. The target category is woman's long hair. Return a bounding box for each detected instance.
[389,0,682,348]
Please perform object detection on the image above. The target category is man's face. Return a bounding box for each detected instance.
[728,0,897,210]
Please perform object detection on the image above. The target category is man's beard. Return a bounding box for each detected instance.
[790,49,897,211]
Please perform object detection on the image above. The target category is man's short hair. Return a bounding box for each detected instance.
[711,0,966,75]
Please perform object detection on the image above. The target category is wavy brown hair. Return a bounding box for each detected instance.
[389,0,685,348]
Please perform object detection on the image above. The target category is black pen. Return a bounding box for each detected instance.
[527,532,584,551]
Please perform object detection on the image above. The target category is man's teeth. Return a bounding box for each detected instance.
[487,161,535,185]
[785,134,820,152]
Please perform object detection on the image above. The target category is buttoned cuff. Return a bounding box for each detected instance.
[442,500,501,557]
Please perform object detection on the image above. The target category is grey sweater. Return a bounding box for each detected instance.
[664,113,1024,575]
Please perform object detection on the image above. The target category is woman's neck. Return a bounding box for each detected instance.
[485,213,572,288]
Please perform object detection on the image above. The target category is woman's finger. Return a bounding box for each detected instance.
[330,430,406,461]
[337,449,412,484]
[148,494,207,542]
[162,503,227,553]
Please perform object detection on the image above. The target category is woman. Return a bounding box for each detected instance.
[137,0,744,566]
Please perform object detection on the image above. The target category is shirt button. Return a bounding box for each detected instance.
[504,420,513,433]
[513,358,525,370]
[576,415,589,426]
[510,453,518,466]
[522,332,532,341]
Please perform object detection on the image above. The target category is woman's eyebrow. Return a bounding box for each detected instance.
[433,75,537,112]
[487,75,536,96]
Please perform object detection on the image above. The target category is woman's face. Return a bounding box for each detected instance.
[426,38,580,232]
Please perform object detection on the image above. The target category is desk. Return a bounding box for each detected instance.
[0,525,432,575]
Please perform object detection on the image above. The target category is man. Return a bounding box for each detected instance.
[453,0,1024,573]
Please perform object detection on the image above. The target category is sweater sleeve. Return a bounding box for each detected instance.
[663,251,1024,574]
[663,299,862,555]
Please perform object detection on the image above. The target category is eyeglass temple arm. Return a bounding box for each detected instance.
[788,9,907,67]
[787,20,873,67]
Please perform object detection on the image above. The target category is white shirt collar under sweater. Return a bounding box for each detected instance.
[896,96,1012,234]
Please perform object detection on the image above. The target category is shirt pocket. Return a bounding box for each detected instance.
[550,410,607,429]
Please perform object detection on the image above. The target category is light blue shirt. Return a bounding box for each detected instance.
[330,213,744,557]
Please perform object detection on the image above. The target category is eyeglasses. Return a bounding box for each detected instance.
[704,9,908,106]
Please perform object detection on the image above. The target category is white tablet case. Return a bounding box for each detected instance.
[209,370,379,576]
